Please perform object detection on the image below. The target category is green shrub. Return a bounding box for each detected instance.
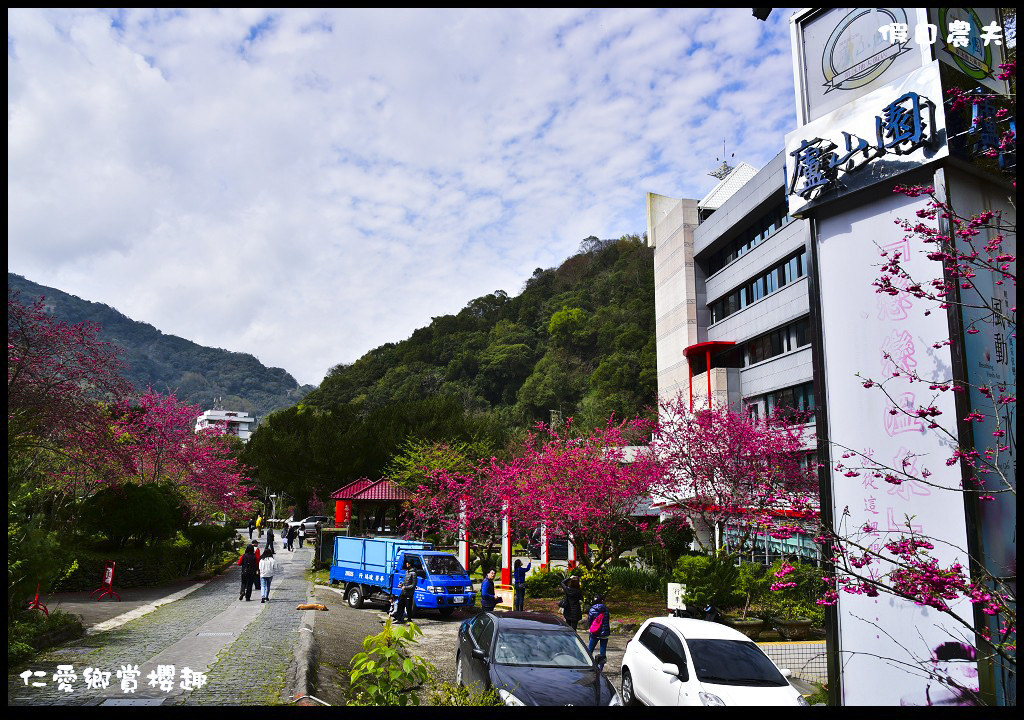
[348,619,434,706]
[757,558,824,624]
[8,610,84,666]
[607,564,669,595]
[523,566,571,598]
[182,524,237,575]
[579,566,610,603]
[671,553,742,609]
[428,681,504,706]
[79,483,188,548]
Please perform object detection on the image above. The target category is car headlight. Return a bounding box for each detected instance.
[699,691,726,706]
[427,585,442,593]
[498,689,526,706]
[797,695,810,706]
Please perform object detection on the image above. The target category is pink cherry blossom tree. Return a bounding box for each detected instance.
[113,390,256,522]
[649,393,819,559]
[499,416,664,571]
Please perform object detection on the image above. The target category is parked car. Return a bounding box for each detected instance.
[456,611,621,706]
[287,515,329,534]
[620,617,809,706]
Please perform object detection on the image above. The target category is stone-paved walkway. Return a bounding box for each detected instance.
[8,545,314,706]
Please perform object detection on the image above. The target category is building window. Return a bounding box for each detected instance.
[707,199,794,275]
[745,381,816,423]
[710,253,809,325]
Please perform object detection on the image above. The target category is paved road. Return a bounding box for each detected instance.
[8,540,316,706]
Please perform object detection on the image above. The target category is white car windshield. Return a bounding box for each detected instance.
[494,629,594,668]
[687,639,788,686]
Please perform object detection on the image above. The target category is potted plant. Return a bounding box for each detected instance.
[723,562,767,639]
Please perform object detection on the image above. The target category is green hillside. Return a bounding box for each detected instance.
[304,234,657,429]
[8,273,314,418]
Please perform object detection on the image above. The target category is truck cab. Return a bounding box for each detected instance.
[391,550,475,617]
[329,536,475,617]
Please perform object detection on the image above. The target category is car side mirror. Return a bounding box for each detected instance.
[471,647,488,661]
[779,668,792,678]
[661,663,680,676]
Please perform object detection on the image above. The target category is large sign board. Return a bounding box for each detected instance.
[785,61,948,217]
[791,8,930,125]
[930,8,1009,95]
[816,189,978,706]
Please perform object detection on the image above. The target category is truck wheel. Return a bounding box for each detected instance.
[438,606,455,618]
[346,585,364,609]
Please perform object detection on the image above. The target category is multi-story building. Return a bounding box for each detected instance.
[647,152,819,562]
[194,409,257,442]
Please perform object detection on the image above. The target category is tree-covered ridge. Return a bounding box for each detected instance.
[304,234,657,429]
[7,273,314,418]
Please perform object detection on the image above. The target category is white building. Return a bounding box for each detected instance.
[647,154,819,562]
[195,409,257,442]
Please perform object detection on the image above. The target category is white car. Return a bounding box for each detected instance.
[620,617,809,706]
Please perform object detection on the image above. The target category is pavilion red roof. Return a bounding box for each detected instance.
[330,478,414,502]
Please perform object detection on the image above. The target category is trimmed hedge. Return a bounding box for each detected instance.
[52,527,241,592]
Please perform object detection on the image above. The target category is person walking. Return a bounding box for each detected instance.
[258,547,278,603]
[256,514,264,538]
[297,524,306,549]
[559,576,583,631]
[512,559,531,611]
[265,527,275,554]
[586,594,611,671]
[248,517,256,540]
[393,558,418,623]
[289,524,299,551]
[481,568,500,612]
[238,544,259,601]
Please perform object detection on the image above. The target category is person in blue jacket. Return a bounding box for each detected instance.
[481,568,499,611]
[512,559,531,611]
[586,594,611,671]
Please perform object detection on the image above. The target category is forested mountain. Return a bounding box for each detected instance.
[241,234,658,515]
[8,273,314,418]
[304,234,657,429]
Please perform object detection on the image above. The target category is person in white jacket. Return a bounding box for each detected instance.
[258,548,278,603]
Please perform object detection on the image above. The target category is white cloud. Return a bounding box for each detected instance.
[8,8,797,386]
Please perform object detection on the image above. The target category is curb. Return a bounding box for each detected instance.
[84,578,209,635]
[292,574,320,704]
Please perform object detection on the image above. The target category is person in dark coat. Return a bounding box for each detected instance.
[286,524,297,551]
[586,594,611,671]
[238,544,259,601]
[393,558,418,623]
[248,518,256,540]
[512,559,532,611]
[481,568,499,611]
[265,527,275,553]
[560,576,583,631]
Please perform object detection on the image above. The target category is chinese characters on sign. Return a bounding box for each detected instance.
[878,21,1003,47]
[19,665,208,694]
[789,92,935,201]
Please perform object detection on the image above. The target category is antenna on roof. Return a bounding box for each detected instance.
[709,140,735,180]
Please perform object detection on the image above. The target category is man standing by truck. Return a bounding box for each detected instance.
[393,558,417,624]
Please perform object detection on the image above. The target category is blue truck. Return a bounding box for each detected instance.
[328,536,476,617]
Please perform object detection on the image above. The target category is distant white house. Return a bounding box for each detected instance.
[195,409,257,442]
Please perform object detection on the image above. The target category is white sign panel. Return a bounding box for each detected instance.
[793,8,929,124]
[785,61,948,217]
[817,189,978,706]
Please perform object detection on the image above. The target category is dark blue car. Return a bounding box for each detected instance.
[455,611,621,706]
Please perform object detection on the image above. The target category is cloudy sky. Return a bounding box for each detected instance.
[8,8,798,386]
